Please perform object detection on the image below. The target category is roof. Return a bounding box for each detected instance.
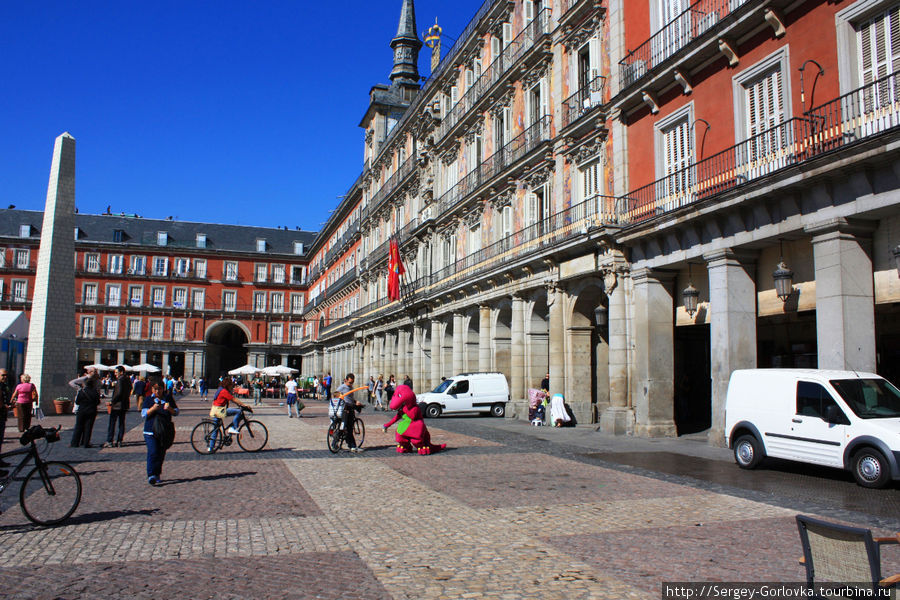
[0,311,28,339]
[732,368,882,380]
[0,209,318,257]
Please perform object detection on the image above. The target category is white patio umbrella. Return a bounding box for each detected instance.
[112,364,135,372]
[84,363,111,371]
[131,363,161,373]
[262,365,297,376]
[228,364,262,376]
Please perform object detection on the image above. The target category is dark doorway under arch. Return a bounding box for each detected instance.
[206,322,248,382]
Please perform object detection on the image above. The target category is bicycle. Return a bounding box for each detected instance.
[326,400,365,453]
[190,407,268,454]
[0,425,82,525]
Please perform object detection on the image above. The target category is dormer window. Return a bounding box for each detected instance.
[19,225,30,238]
[293,242,304,255]
[74,227,82,240]
[157,231,168,246]
[256,239,266,252]
[196,233,207,248]
[113,229,125,243]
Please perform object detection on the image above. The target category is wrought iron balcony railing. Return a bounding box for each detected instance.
[619,0,751,90]
[561,75,607,130]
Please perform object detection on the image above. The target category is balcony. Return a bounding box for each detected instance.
[363,155,417,221]
[560,75,607,132]
[558,0,604,32]
[435,8,553,145]
[621,74,900,225]
[326,267,357,298]
[0,292,31,310]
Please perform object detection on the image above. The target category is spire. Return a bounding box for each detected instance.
[390,0,422,88]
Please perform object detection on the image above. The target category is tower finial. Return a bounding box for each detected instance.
[390,0,422,87]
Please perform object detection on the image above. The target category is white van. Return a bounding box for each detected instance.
[725,369,900,488]
[418,373,510,418]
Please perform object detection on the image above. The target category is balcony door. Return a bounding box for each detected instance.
[856,5,900,135]
[659,114,694,210]
[655,0,691,65]
[743,66,790,179]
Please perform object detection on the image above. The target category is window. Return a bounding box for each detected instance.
[223,290,237,312]
[290,294,304,314]
[149,320,163,340]
[172,287,187,309]
[253,291,266,312]
[85,253,100,273]
[172,320,186,341]
[0,249,5,268]
[80,316,95,338]
[256,239,266,252]
[271,292,284,313]
[127,319,141,340]
[272,264,285,284]
[19,224,30,238]
[734,49,791,178]
[290,324,303,344]
[83,283,98,305]
[106,284,121,307]
[14,249,29,270]
[192,289,205,310]
[11,280,27,302]
[858,4,900,115]
[196,233,207,248]
[526,78,548,126]
[502,206,513,239]
[105,318,119,340]
[113,229,124,243]
[129,286,143,307]
[655,0,691,62]
[469,225,481,254]
[293,242,304,255]
[796,381,844,421]
[255,263,267,283]
[108,254,124,274]
[157,231,168,246]
[151,287,165,308]
[269,323,283,344]
[174,258,190,277]
[130,255,146,275]
[194,259,207,279]
[224,261,239,281]
[655,105,693,207]
[152,256,168,277]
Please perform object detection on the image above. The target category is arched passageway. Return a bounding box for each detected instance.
[206,321,249,381]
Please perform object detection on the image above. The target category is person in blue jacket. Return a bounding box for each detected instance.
[142,382,178,485]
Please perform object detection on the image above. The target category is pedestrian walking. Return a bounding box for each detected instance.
[69,368,102,447]
[324,372,332,401]
[252,376,263,406]
[103,365,132,448]
[385,375,396,406]
[132,375,147,410]
[402,374,413,390]
[199,377,208,399]
[374,374,385,411]
[285,375,300,417]
[13,373,38,433]
[142,382,178,485]
[367,376,376,405]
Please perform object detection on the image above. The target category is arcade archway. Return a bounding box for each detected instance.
[205,321,249,381]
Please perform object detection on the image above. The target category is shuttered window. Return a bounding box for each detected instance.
[859,5,900,109]
[581,160,601,203]
[744,67,786,165]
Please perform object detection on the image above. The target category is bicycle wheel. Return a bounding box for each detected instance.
[237,420,268,452]
[326,421,342,454]
[19,461,82,525]
[354,418,365,448]
[191,420,223,455]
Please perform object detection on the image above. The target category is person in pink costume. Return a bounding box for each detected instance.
[382,384,446,455]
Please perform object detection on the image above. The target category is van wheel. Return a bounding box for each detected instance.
[733,434,763,469]
[490,403,505,418]
[425,404,442,419]
[852,448,891,488]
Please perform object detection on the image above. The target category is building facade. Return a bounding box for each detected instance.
[0,209,316,380]
[299,0,900,445]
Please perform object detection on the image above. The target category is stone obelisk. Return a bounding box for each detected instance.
[24,133,77,410]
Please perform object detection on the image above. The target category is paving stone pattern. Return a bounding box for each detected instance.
[0,397,894,599]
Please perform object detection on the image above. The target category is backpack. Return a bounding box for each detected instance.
[152,411,176,449]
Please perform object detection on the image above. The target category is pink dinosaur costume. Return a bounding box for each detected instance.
[383,385,446,455]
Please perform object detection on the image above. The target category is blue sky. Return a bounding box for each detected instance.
[0,0,481,230]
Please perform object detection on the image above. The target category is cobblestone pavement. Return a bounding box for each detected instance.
[0,396,898,599]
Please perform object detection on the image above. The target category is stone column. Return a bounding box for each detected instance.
[806,218,876,372]
[397,329,408,379]
[452,313,465,375]
[94,349,102,364]
[510,295,526,406]
[705,249,757,446]
[24,133,77,409]
[412,325,423,391]
[632,268,677,438]
[430,320,442,388]
[600,271,631,434]
[478,305,492,372]
[548,284,566,402]
[162,352,170,377]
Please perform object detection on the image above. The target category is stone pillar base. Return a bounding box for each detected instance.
[707,427,727,448]
[599,407,634,435]
[506,399,529,420]
[565,401,593,426]
[634,420,677,438]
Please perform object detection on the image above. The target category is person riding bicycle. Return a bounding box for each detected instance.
[335,373,363,453]
[211,378,252,435]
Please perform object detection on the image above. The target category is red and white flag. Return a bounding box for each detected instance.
[387,238,405,301]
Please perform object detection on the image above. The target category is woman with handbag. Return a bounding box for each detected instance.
[69,368,102,447]
[13,373,38,433]
[143,382,178,485]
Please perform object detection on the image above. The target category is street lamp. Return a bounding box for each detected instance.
[683,263,699,317]
[773,240,794,303]
[594,304,608,327]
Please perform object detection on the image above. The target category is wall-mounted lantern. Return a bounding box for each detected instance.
[773,240,794,302]
[683,263,699,317]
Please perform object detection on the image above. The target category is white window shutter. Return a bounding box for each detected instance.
[465,69,474,90]
[589,37,602,82]
[502,23,512,47]
[451,85,459,104]
[526,192,538,224]
[540,78,549,120]
[492,36,501,58]
[525,0,535,23]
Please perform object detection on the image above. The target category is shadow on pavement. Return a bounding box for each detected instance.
[0,508,161,531]
[158,471,257,485]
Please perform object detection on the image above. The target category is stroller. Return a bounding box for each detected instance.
[527,388,547,426]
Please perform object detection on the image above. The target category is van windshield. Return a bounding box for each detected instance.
[830,378,900,419]
[432,380,452,394]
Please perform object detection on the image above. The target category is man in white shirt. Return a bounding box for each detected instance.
[285,375,300,418]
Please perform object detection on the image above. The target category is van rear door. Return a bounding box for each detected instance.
[777,380,847,467]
